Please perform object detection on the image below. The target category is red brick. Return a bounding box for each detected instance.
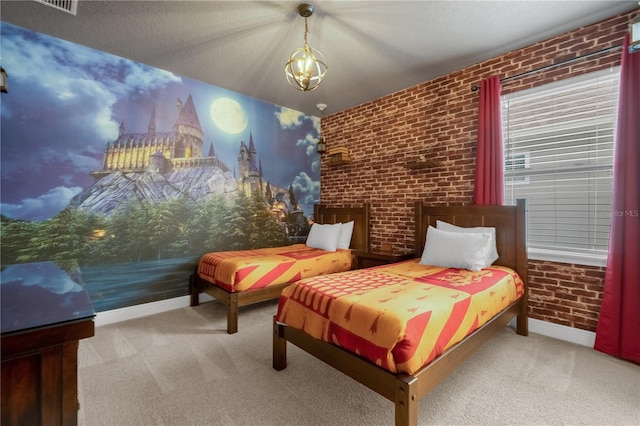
[320,11,630,333]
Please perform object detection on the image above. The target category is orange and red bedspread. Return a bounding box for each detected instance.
[197,244,353,293]
[275,259,524,375]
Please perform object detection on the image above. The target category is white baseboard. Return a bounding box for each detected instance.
[527,317,595,347]
[94,294,213,327]
[96,296,595,348]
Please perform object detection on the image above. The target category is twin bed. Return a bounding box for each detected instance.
[190,200,528,425]
[272,200,528,425]
[190,204,371,333]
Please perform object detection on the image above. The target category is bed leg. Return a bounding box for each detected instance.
[272,317,287,371]
[395,377,418,426]
[517,299,529,336]
[226,293,239,334]
[517,310,529,336]
[189,274,200,307]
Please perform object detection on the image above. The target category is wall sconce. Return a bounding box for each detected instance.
[630,10,640,52]
[0,68,7,93]
[316,102,327,154]
[317,136,327,154]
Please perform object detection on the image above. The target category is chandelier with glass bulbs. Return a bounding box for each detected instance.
[285,3,328,91]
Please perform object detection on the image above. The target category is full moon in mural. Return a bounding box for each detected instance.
[210,98,248,134]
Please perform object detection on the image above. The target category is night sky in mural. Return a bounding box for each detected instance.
[0,22,321,222]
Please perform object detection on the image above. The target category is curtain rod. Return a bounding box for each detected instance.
[470,44,622,92]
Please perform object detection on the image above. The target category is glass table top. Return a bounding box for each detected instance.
[1,261,95,334]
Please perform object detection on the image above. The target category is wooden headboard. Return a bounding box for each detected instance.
[415,199,528,284]
[314,203,371,252]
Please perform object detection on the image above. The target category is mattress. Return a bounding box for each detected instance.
[275,259,524,374]
[197,244,353,293]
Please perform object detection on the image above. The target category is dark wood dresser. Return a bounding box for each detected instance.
[1,261,95,426]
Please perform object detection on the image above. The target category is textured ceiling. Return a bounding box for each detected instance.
[1,1,637,116]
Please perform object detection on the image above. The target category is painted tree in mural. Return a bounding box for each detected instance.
[0,218,37,264]
[249,190,288,248]
[211,191,286,251]
[203,196,235,252]
[1,192,288,266]
[10,208,104,264]
[147,199,184,261]
[164,197,198,259]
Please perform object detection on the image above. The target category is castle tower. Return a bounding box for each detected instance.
[173,95,203,159]
[237,133,263,198]
[147,150,166,174]
[238,140,249,179]
[258,158,264,192]
[148,106,156,137]
[238,140,250,195]
[248,133,259,178]
[265,181,273,203]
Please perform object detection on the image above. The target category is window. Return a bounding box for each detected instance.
[505,152,530,185]
[502,69,619,266]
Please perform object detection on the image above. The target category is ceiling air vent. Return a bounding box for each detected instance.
[34,0,78,16]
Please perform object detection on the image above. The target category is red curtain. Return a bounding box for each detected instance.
[474,75,504,205]
[594,34,640,364]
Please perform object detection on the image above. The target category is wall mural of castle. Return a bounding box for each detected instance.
[0,22,321,312]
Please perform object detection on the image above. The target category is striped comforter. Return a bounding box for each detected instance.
[197,244,353,293]
[275,259,524,374]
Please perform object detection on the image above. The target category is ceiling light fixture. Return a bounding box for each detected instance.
[285,3,328,92]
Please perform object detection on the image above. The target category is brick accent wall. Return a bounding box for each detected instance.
[320,11,634,332]
[528,260,606,331]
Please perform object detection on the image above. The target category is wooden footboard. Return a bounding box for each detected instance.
[273,315,420,425]
[191,273,289,334]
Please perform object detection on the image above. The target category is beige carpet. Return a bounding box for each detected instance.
[78,300,640,426]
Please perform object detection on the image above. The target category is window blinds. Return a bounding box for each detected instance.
[502,69,619,254]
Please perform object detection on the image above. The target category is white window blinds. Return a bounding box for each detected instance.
[502,68,619,256]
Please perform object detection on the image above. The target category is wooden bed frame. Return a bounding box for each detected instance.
[190,203,370,334]
[273,200,528,425]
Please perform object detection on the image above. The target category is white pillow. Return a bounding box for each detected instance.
[419,226,494,271]
[337,221,355,249]
[306,223,342,252]
[436,220,499,265]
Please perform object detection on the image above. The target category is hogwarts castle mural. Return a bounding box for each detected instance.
[0,22,320,311]
[74,93,305,235]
